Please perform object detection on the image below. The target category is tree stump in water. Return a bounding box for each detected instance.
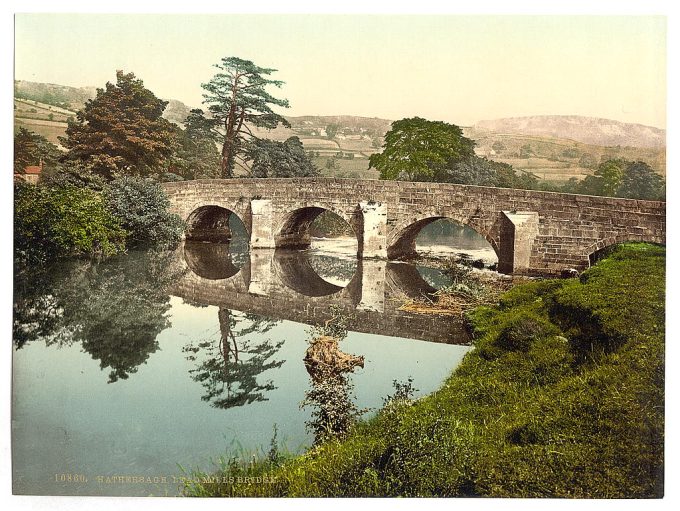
[304,335,364,381]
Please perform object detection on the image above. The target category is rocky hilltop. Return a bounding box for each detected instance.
[475,115,665,149]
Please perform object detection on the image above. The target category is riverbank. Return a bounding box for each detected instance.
[183,243,665,498]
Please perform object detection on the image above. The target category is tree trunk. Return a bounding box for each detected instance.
[221,138,235,178]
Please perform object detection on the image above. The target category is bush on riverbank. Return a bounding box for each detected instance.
[14,178,184,265]
[183,243,664,498]
[14,182,127,264]
[104,176,184,248]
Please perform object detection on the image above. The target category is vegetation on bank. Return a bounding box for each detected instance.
[14,177,184,265]
[183,243,664,498]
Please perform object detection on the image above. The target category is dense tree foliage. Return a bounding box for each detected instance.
[14,177,184,264]
[60,71,176,180]
[202,57,290,177]
[13,127,62,174]
[104,176,185,248]
[247,136,319,178]
[14,182,127,264]
[369,117,476,181]
[434,155,537,189]
[617,160,665,200]
[168,109,222,180]
[574,159,664,200]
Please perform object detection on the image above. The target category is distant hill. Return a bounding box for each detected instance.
[14,80,96,112]
[163,99,194,127]
[14,79,195,126]
[474,115,665,149]
[13,80,666,180]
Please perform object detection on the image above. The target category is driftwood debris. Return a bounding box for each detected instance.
[304,335,364,381]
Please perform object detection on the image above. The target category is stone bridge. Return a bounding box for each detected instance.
[161,178,666,275]
[170,242,469,344]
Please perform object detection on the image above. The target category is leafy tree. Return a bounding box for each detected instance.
[369,117,476,181]
[578,153,597,169]
[325,124,339,139]
[491,141,506,153]
[519,144,534,158]
[202,57,291,178]
[14,127,61,174]
[617,161,665,200]
[60,71,176,180]
[14,182,127,264]
[436,155,497,186]
[562,147,580,158]
[247,136,319,178]
[596,159,625,196]
[574,159,664,200]
[104,176,185,248]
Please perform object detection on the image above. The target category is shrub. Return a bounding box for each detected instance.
[14,182,126,263]
[104,176,185,248]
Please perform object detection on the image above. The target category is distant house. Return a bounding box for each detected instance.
[14,161,43,184]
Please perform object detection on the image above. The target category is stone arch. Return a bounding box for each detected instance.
[584,233,666,267]
[274,203,359,251]
[185,203,249,243]
[386,213,499,260]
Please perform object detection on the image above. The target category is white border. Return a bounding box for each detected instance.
[2,2,677,511]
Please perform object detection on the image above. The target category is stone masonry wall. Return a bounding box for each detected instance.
[162,178,666,275]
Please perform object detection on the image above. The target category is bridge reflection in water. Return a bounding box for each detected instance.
[171,241,470,345]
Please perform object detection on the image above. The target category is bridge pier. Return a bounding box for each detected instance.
[355,259,386,312]
[354,201,388,259]
[250,199,276,249]
[498,211,539,274]
[248,249,274,296]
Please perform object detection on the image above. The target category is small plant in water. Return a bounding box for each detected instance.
[302,310,365,445]
[308,304,354,339]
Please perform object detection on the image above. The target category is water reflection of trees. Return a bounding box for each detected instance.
[13,250,185,382]
[183,308,284,409]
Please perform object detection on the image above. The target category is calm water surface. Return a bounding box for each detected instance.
[12,225,494,496]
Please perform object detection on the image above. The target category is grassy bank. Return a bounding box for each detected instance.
[184,243,665,498]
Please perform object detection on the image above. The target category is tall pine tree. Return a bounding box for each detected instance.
[202,57,290,178]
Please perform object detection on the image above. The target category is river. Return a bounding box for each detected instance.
[12,222,497,496]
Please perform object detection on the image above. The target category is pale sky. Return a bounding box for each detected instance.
[13,14,666,128]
